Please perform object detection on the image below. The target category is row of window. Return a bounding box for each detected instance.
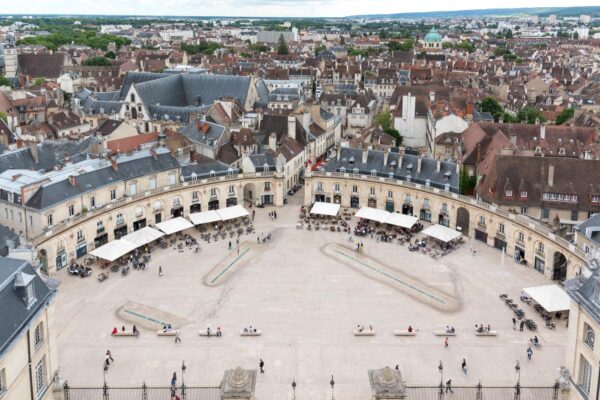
[542,192,578,203]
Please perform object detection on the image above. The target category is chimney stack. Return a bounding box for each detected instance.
[383,148,389,166]
[548,164,554,187]
[269,133,277,152]
[417,154,423,174]
[28,141,39,164]
[68,175,76,187]
[189,147,196,163]
[540,124,546,140]
[362,147,368,164]
[151,149,158,160]
[436,158,441,173]
[429,91,436,103]
[111,158,118,171]
[287,115,296,141]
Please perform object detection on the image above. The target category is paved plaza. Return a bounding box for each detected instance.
[54,195,567,400]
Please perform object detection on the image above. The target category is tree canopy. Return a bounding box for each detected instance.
[181,42,221,55]
[17,31,129,51]
[555,108,574,125]
[277,34,289,55]
[0,76,11,88]
[82,56,112,66]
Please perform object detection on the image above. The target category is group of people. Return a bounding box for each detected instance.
[111,325,139,336]
[268,210,278,220]
[356,324,373,332]
[475,324,492,333]
[243,325,259,333]
[206,326,222,337]
[354,242,365,253]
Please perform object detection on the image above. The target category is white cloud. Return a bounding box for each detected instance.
[3,0,599,17]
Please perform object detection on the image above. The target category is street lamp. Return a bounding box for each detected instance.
[438,360,444,400]
[181,360,187,398]
[330,375,335,400]
[515,360,521,400]
[291,378,296,400]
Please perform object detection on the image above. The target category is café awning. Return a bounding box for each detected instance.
[310,202,340,217]
[189,210,221,225]
[385,213,418,229]
[422,224,463,243]
[156,217,195,235]
[217,205,249,221]
[91,240,137,262]
[523,285,571,313]
[355,207,389,223]
[121,226,164,248]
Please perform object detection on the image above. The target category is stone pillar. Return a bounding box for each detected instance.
[368,366,406,400]
[221,367,257,400]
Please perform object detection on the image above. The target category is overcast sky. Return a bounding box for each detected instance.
[3,0,599,18]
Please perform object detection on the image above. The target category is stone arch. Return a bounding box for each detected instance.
[171,195,184,217]
[552,251,568,281]
[243,182,256,206]
[190,191,201,213]
[131,107,138,119]
[314,181,325,202]
[208,187,220,210]
[226,185,238,207]
[456,207,470,235]
[55,239,68,270]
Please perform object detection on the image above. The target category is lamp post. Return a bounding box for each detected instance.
[292,378,296,400]
[438,360,444,400]
[514,360,521,400]
[102,363,109,400]
[330,375,335,400]
[181,361,187,399]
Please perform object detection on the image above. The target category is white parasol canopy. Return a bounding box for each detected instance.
[422,224,463,243]
[91,240,138,262]
[385,213,418,229]
[310,202,341,217]
[121,226,164,248]
[156,217,194,235]
[355,207,390,223]
[523,285,571,313]
[189,210,222,225]
[217,205,249,221]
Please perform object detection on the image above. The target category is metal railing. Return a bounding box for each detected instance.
[404,383,560,400]
[32,172,277,246]
[310,171,593,261]
[63,384,221,400]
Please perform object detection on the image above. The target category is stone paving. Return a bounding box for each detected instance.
[54,194,567,400]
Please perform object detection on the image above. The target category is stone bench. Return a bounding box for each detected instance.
[393,330,417,336]
[157,330,178,336]
[112,332,139,337]
[353,330,376,336]
[434,330,456,336]
[475,331,497,336]
[240,330,262,336]
[199,331,222,337]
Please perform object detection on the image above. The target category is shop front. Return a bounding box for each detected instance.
[208,199,220,210]
[154,213,162,224]
[262,194,274,205]
[114,225,128,240]
[350,196,359,208]
[75,241,87,259]
[514,246,526,263]
[402,203,413,215]
[333,194,342,204]
[494,237,507,251]
[94,233,108,248]
[475,229,488,243]
[438,214,450,227]
[190,204,201,213]
[171,206,184,218]
[367,198,377,208]
[314,194,325,203]
[56,250,67,270]
[226,197,238,207]
[419,209,432,222]
[385,200,394,212]
[534,257,545,274]
[133,218,147,231]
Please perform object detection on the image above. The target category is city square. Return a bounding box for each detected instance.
[53,199,568,400]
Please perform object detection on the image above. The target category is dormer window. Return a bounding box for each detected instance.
[14,272,36,309]
[520,191,528,198]
[558,148,566,155]
[505,190,513,197]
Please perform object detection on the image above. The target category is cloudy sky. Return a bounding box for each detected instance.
[3,0,599,17]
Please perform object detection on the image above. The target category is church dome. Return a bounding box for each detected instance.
[424,27,442,43]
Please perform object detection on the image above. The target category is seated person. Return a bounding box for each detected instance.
[112,327,118,335]
[216,327,222,337]
[486,324,491,332]
[449,326,456,333]
[408,325,413,333]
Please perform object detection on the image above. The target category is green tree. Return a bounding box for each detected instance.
[34,77,45,86]
[82,56,112,66]
[104,50,116,59]
[459,168,477,195]
[555,108,574,125]
[277,34,289,55]
[478,96,504,122]
[376,111,393,131]
[0,111,7,123]
[0,75,11,87]
[314,45,326,56]
[517,106,546,125]
[311,80,317,98]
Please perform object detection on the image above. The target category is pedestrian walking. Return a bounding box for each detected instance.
[519,320,524,331]
[259,359,264,373]
[444,337,449,349]
[360,242,364,253]
[274,211,277,219]
[228,241,232,250]
[445,380,454,393]
[171,372,177,387]
[159,266,163,276]
[174,331,181,343]
[527,347,533,360]
[461,359,467,376]
[106,350,114,363]
[252,210,255,221]
[105,353,111,367]
[257,236,260,243]
[512,318,517,330]
[237,247,240,255]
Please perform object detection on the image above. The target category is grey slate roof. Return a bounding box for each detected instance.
[181,161,238,181]
[566,269,600,324]
[575,214,600,245]
[180,120,226,148]
[25,149,180,211]
[248,153,277,172]
[0,224,19,257]
[0,258,56,358]
[321,147,459,193]
[0,138,94,174]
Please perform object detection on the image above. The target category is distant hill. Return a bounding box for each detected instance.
[347,6,600,19]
